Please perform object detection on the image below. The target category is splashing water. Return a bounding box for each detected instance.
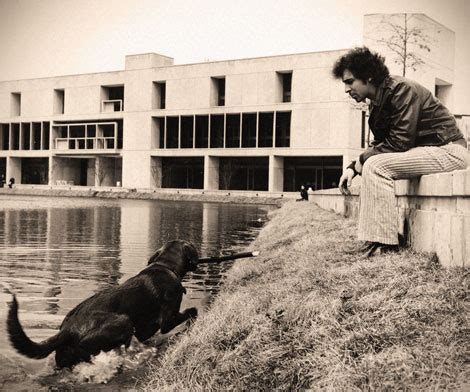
[69,339,157,384]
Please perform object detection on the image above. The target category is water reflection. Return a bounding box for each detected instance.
[0,196,270,321]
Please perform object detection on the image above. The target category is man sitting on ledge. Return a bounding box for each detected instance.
[333,47,468,257]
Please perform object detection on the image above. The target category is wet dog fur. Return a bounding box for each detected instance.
[7,240,199,368]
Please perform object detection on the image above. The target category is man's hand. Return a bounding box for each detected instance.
[339,168,355,195]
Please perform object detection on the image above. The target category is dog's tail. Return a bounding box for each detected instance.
[7,294,72,359]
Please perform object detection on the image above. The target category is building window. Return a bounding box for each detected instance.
[0,124,9,150]
[181,116,194,148]
[219,157,269,191]
[275,111,291,147]
[283,156,343,192]
[51,120,121,151]
[195,115,209,148]
[154,111,290,149]
[11,123,20,150]
[11,93,21,116]
[166,117,179,148]
[152,117,165,148]
[54,89,65,114]
[210,114,224,148]
[242,113,257,148]
[101,85,124,112]
[154,81,166,109]
[32,122,42,150]
[161,157,204,189]
[226,113,241,148]
[211,77,225,106]
[22,123,31,150]
[42,122,50,150]
[258,112,274,147]
[277,71,292,103]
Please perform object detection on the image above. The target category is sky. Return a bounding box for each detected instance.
[0,0,469,95]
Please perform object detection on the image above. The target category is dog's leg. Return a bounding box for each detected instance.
[134,320,160,342]
[159,303,197,334]
[77,312,134,357]
[55,346,92,369]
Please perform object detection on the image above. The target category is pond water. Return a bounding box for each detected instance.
[0,195,271,391]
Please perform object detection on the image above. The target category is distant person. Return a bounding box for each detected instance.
[333,47,468,257]
[296,185,308,201]
[8,177,15,189]
[0,175,4,188]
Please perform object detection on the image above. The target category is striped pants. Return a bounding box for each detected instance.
[358,144,469,245]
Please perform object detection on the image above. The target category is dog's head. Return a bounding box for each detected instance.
[148,240,199,275]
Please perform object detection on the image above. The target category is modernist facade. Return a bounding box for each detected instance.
[0,14,461,193]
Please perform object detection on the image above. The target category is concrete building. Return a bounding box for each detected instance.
[0,14,463,193]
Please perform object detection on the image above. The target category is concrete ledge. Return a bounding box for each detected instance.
[0,185,294,206]
[310,169,470,267]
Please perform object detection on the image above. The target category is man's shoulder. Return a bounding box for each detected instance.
[386,75,427,93]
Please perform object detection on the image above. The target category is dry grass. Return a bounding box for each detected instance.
[141,201,469,391]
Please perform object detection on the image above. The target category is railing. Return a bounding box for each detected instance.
[55,137,116,150]
[101,99,123,112]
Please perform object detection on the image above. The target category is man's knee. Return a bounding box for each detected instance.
[362,155,392,178]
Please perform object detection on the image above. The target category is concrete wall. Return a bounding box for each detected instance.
[310,168,470,267]
[0,72,126,119]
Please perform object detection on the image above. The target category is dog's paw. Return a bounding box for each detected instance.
[185,307,198,319]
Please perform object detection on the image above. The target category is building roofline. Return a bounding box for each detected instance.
[126,52,174,60]
[170,48,348,68]
[0,48,348,84]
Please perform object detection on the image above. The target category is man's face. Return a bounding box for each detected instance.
[342,69,374,102]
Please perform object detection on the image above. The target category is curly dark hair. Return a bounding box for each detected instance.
[332,47,390,86]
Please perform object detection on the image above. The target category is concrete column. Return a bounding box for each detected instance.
[269,155,284,192]
[342,150,357,170]
[204,155,219,191]
[150,157,162,188]
[48,156,58,185]
[6,157,21,184]
[122,151,152,188]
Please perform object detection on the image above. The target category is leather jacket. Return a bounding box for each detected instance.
[358,75,464,164]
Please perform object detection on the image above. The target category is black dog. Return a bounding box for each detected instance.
[7,240,199,368]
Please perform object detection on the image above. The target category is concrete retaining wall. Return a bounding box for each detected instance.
[310,169,470,267]
[0,185,293,206]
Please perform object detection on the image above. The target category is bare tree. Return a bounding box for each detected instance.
[150,165,161,188]
[373,14,438,76]
[95,158,106,186]
[220,159,234,190]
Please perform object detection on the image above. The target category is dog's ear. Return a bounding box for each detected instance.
[182,242,199,270]
[147,248,163,265]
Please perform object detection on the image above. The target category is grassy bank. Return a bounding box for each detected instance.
[142,201,468,391]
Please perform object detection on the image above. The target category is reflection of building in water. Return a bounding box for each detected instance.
[154,202,203,248]
[119,202,152,278]
[44,206,122,304]
[0,209,51,298]
[201,203,219,255]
